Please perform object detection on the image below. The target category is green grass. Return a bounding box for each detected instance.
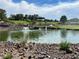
[8,20,32,25]
[58,25,79,30]
[3,19,60,25]
[60,41,72,53]
[2,20,79,30]
[60,41,70,51]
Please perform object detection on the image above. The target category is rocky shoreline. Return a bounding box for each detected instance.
[0,42,79,59]
[0,25,23,31]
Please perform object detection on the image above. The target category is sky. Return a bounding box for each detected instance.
[0,0,79,20]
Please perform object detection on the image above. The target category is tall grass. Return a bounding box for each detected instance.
[60,41,72,53]
[60,41,70,51]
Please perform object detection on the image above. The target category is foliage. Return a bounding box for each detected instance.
[0,31,8,41]
[4,53,12,59]
[60,41,70,51]
[60,15,67,24]
[26,31,43,40]
[9,14,23,20]
[60,41,73,53]
[11,32,23,39]
[60,29,67,38]
[0,9,6,20]
[9,14,45,21]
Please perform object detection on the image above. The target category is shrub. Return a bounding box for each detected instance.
[4,53,12,59]
[60,41,72,53]
[60,41,70,51]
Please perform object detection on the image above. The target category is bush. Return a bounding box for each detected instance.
[60,41,70,51]
[60,41,72,53]
[4,53,12,59]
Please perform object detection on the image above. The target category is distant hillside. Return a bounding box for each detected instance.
[65,18,79,25]
[68,18,79,22]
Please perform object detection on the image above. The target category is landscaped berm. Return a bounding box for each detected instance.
[0,42,79,59]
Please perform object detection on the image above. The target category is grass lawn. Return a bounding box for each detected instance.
[2,20,79,30]
[8,20,32,25]
[57,25,79,30]
[36,22,60,25]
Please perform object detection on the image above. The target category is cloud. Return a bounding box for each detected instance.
[0,0,79,19]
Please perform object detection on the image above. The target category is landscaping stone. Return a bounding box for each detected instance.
[0,42,79,59]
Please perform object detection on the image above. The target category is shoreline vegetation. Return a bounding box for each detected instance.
[0,42,79,59]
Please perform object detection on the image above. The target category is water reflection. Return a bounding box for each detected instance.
[60,29,67,39]
[7,30,43,42]
[25,31,43,40]
[0,31,8,41]
[0,29,79,44]
[71,30,79,36]
[11,31,24,42]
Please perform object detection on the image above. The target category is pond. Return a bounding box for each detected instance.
[0,29,79,44]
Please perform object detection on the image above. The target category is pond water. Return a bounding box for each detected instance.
[0,29,79,44]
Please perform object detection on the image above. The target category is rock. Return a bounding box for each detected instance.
[37,55,45,59]
[54,58,57,59]
[74,52,78,54]
[44,58,49,59]
[38,57,44,59]
[19,53,24,56]
[46,55,50,58]
[76,47,79,52]
[58,58,61,59]
[77,56,79,59]
[32,42,35,45]
[18,48,24,53]
[1,42,79,59]
[29,45,33,50]
[71,55,77,59]
[40,52,46,55]
[14,44,20,49]
[28,56,31,59]
[20,57,23,59]
[66,48,73,53]
[0,57,3,59]
[24,47,28,50]
[44,55,50,59]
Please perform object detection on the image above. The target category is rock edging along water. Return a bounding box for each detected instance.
[0,42,79,59]
[0,25,25,31]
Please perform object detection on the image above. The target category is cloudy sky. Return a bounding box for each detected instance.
[0,0,79,20]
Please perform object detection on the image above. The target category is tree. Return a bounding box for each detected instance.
[24,14,28,20]
[15,14,24,20]
[9,13,45,21]
[28,14,39,21]
[0,9,6,20]
[9,14,16,20]
[9,14,24,20]
[33,14,38,20]
[54,19,58,22]
[60,15,67,24]
[28,15,33,20]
